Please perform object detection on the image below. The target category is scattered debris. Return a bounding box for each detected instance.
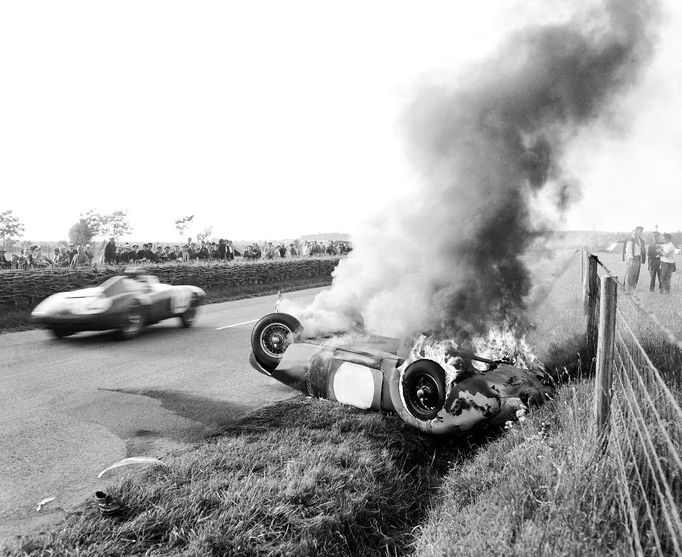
[98,456,168,478]
[36,497,56,512]
[95,491,122,516]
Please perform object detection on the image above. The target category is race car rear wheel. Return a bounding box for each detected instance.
[250,313,302,373]
[180,296,198,328]
[402,360,446,421]
[119,300,144,340]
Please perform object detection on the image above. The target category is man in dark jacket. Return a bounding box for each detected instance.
[104,238,117,265]
[647,232,661,292]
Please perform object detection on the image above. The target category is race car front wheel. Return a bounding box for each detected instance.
[119,300,144,340]
[402,360,446,421]
[250,313,303,373]
[51,328,74,339]
[180,295,199,328]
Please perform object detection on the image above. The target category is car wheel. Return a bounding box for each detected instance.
[51,328,73,339]
[402,360,446,421]
[250,313,302,373]
[180,296,198,328]
[119,300,144,340]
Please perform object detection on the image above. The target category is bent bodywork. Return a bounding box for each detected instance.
[249,313,554,435]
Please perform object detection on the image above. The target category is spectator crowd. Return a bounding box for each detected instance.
[1,238,352,270]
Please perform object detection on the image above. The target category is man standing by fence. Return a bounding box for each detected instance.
[623,226,646,291]
[658,233,677,293]
[647,231,661,292]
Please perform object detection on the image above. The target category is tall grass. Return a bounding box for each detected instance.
[412,381,631,556]
[4,398,464,556]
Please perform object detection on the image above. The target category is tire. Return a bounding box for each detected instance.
[51,328,74,339]
[119,300,144,340]
[180,296,198,328]
[250,313,303,373]
[402,360,446,421]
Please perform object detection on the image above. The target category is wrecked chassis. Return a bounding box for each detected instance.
[249,313,555,435]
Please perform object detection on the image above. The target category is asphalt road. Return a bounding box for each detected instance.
[0,286,327,541]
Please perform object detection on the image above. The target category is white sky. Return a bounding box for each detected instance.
[1,1,681,242]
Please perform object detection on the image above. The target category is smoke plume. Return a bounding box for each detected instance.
[289,0,659,341]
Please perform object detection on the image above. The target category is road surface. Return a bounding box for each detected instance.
[0,287,326,541]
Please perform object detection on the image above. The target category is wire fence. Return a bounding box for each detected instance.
[589,252,682,556]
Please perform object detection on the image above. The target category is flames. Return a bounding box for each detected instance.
[401,322,541,394]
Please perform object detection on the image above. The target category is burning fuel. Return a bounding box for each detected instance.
[289,0,660,346]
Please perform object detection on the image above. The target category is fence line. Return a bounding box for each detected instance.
[585,250,682,556]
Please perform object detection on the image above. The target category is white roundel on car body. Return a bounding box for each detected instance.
[332,362,376,410]
[171,288,191,313]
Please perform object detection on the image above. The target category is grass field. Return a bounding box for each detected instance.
[4,247,681,555]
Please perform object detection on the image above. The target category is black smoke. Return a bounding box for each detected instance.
[292,0,659,342]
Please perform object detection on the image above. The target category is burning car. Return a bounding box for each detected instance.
[249,313,554,435]
[31,268,205,339]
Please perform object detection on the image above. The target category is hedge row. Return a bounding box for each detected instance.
[0,258,341,306]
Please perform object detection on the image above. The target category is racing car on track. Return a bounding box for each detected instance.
[249,313,554,435]
[31,269,205,339]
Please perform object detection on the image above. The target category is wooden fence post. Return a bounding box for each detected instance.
[585,254,599,356]
[594,274,617,446]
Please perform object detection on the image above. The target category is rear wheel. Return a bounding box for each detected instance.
[402,360,446,421]
[250,313,302,373]
[119,300,144,339]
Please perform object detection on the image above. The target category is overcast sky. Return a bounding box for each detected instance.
[1,0,680,242]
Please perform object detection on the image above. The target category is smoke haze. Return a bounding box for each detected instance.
[287,0,660,341]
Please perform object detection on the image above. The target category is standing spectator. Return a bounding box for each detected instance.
[104,237,117,265]
[67,244,77,262]
[227,240,236,260]
[623,226,646,291]
[85,244,94,265]
[278,243,287,258]
[71,246,90,268]
[658,233,677,293]
[218,239,227,260]
[647,232,661,292]
[289,243,298,257]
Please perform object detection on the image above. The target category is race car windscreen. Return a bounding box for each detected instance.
[100,276,140,296]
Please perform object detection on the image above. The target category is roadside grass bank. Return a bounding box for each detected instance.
[412,379,632,556]
[0,276,332,334]
[5,397,475,556]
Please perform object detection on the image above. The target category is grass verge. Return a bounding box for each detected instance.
[412,379,631,556]
[4,397,472,556]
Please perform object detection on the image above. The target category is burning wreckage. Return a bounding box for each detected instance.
[249,312,554,435]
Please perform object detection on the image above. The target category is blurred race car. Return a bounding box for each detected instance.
[31,269,205,339]
[249,313,554,435]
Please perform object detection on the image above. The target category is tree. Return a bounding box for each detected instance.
[175,215,194,241]
[68,219,96,246]
[0,210,25,249]
[83,209,133,240]
[197,226,213,243]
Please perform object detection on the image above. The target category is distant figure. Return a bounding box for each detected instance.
[623,226,646,291]
[71,246,90,268]
[104,237,117,265]
[647,232,661,292]
[658,233,677,293]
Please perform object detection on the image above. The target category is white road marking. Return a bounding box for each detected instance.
[216,319,258,330]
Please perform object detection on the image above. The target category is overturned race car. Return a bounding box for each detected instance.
[31,268,205,339]
[249,312,554,435]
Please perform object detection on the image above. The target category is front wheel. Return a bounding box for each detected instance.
[119,300,144,340]
[250,313,302,373]
[51,328,74,339]
[402,360,446,421]
[180,297,198,328]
